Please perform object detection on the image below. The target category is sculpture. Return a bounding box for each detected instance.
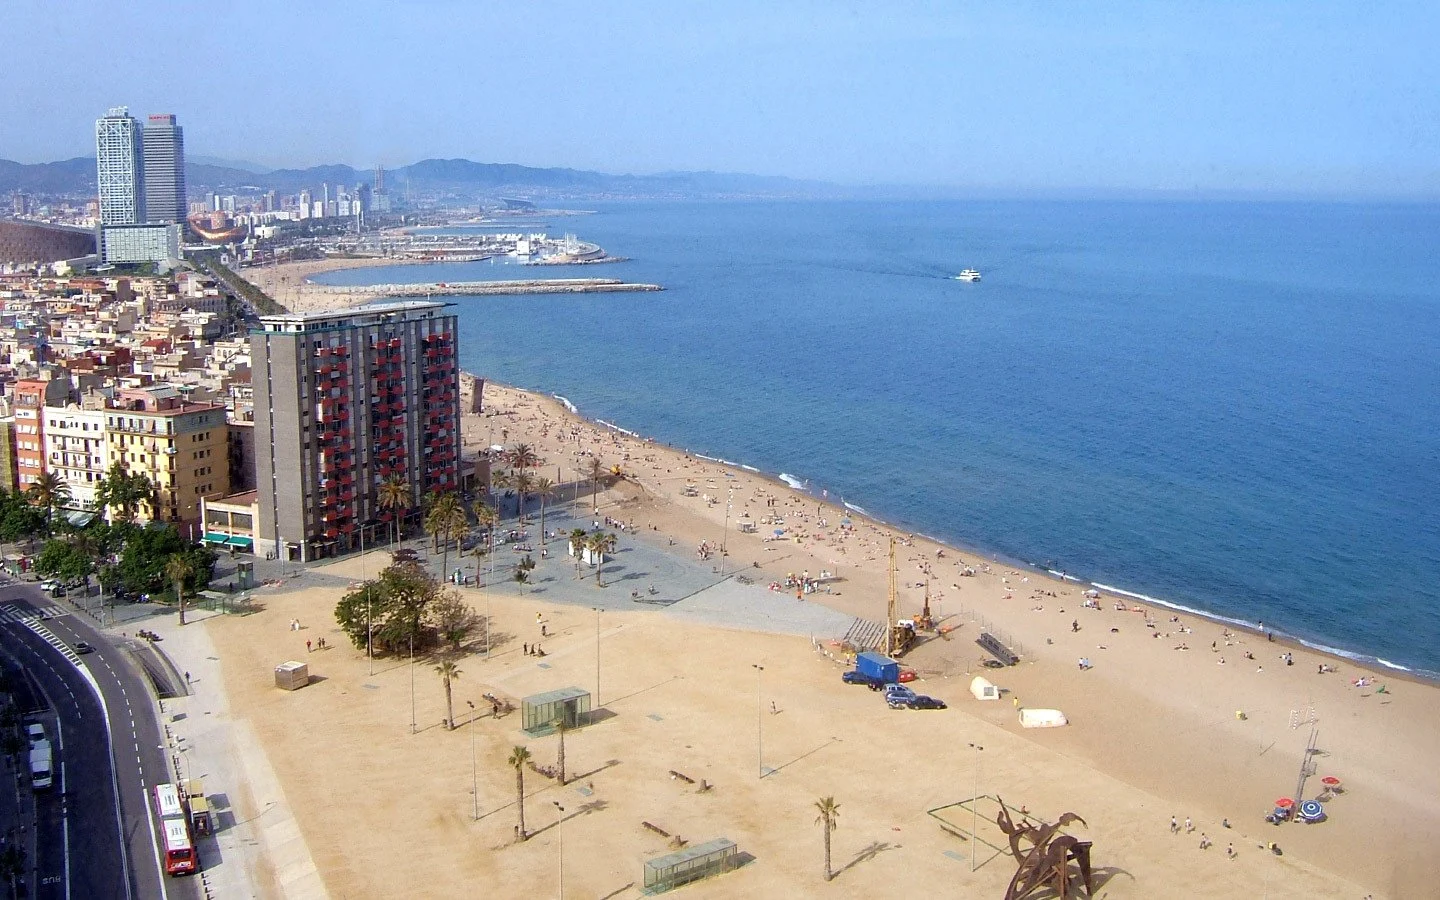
[995,797,1093,900]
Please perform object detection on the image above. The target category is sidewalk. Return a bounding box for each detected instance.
[139,607,329,900]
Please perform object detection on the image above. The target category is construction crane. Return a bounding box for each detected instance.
[885,536,917,656]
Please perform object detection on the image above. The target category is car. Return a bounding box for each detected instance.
[73,641,95,654]
[883,685,917,707]
[842,670,881,687]
[26,723,46,746]
[904,695,947,710]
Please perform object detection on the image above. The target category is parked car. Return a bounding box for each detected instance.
[26,723,46,746]
[842,670,881,687]
[883,685,917,708]
[904,695,947,710]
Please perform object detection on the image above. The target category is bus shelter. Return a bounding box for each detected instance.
[521,687,591,736]
[642,838,739,894]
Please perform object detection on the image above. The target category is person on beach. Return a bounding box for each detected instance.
[1171,816,1179,834]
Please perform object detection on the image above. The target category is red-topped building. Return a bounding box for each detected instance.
[250,301,461,561]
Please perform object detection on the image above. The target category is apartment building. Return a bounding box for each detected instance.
[104,385,229,528]
[12,377,71,491]
[250,301,461,561]
[42,405,108,507]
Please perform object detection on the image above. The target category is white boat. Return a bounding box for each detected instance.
[954,268,981,282]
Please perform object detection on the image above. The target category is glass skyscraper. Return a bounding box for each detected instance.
[95,107,144,225]
[143,114,186,223]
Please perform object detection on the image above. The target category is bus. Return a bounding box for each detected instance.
[153,783,199,876]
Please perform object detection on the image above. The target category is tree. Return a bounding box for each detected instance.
[472,500,498,584]
[510,470,536,526]
[815,796,840,881]
[165,553,194,626]
[378,475,410,546]
[585,530,617,587]
[333,560,441,652]
[505,443,539,478]
[27,472,71,532]
[554,714,568,785]
[424,492,468,582]
[94,463,158,524]
[430,589,479,652]
[514,555,535,591]
[435,659,461,730]
[118,525,215,598]
[532,477,556,546]
[569,528,589,579]
[0,489,45,542]
[32,539,93,584]
[508,745,532,841]
[586,456,608,513]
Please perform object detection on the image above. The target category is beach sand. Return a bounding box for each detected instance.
[187,257,1440,897]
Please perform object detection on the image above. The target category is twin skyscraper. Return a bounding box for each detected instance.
[94,107,186,263]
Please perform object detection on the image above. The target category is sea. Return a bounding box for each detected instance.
[314,199,1440,677]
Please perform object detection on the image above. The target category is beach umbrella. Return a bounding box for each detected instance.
[1320,776,1341,788]
[1299,800,1325,821]
[1275,797,1295,809]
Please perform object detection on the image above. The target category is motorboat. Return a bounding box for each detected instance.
[954,268,981,282]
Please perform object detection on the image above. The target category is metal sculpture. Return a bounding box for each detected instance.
[995,797,1094,900]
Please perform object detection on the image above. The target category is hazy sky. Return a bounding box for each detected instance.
[6,0,1438,194]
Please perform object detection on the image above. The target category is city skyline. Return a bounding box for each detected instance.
[3,1,1437,197]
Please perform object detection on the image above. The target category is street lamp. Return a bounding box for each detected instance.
[409,632,417,734]
[969,742,984,871]
[752,664,764,779]
[466,700,479,821]
[720,489,733,576]
[552,800,566,899]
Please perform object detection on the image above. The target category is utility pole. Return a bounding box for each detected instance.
[752,664,765,778]
[553,801,566,899]
[970,742,984,871]
[409,632,416,734]
[466,700,478,820]
[593,607,602,705]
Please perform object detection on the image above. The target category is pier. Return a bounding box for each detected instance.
[310,277,663,298]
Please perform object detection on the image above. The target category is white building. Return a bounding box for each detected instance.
[100,223,181,265]
[43,405,109,507]
[95,107,144,226]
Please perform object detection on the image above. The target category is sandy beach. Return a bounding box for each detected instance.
[168,257,1440,897]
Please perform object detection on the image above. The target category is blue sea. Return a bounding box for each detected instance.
[315,199,1440,676]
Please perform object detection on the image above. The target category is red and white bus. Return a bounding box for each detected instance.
[153,784,199,876]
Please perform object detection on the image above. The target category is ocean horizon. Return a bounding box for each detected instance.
[315,198,1440,677]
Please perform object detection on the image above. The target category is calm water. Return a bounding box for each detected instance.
[317,200,1440,675]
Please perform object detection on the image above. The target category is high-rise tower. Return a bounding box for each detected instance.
[95,107,144,225]
[142,114,186,223]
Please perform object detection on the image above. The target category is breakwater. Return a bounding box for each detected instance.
[311,277,663,298]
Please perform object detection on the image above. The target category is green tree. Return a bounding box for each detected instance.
[94,463,158,524]
[27,472,72,532]
[333,560,440,652]
[118,525,215,598]
[378,475,410,546]
[585,530,617,587]
[510,470,536,527]
[430,589,479,652]
[508,745,532,841]
[513,555,535,591]
[165,554,195,626]
[554,714,568,785]
[532,477,556,546]
[424,492,468,582]
[0,488,46,542]
[435,659,461,730]
[569,528,589,579]
[32,539,93,584]
[586,456,608,513]
[472,500,498,584]
[815,796,840,881]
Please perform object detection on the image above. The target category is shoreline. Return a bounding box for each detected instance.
[546,383,1437,685]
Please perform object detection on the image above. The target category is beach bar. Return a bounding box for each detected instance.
[520,687,592,736]
[642,838,740,894]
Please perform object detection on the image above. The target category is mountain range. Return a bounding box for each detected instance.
[0,156,844,201]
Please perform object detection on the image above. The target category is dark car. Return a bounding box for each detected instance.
[841,670,881,687]
[904,695,947,710]
[73,641,95,654]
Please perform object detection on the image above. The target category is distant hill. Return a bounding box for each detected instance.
[0,155,844,200]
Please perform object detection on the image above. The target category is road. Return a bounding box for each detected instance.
[0,586,200,900]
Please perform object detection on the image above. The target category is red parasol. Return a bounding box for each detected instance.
[1275,797,1295,808]
[1320,776,1341,787]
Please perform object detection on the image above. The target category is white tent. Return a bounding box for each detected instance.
[1018,708,1068,728]
[969,676,999,701]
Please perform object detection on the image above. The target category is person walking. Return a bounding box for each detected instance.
[306,639,312,653]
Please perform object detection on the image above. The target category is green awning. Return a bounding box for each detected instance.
[204,533,254,549]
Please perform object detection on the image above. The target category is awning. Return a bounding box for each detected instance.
[203,532,254,550]
[66,510,97,527]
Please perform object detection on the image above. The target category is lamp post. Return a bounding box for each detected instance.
[466,700,478,821]
[752,664,764,779]
[409,632,416,734]
[363,526,373,676]
[969,742,984,871]
[593,607,601,705]
[720,489,733,576]
[552,800,566,899]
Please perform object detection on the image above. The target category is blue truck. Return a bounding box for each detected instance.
[845,651,900,687]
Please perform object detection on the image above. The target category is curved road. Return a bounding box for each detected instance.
[1,586,199,900]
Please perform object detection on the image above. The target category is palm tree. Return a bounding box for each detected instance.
[532,477,556,546]
[377,475,410,546]
[27,472,71,532]
[472,500,498,584]
[165,553,194,627]
[511,470,536,526]
[505,443,539,477]
[586,457,608,513]
[508,745,532,841]
[569,528,589,579]
[815,796,840,881]
[425,493,468,582]
[435,659,461,730]
[585,530,618,587]
[553,714,568,785]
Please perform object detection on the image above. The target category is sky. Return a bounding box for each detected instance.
[5,0,1439,195]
